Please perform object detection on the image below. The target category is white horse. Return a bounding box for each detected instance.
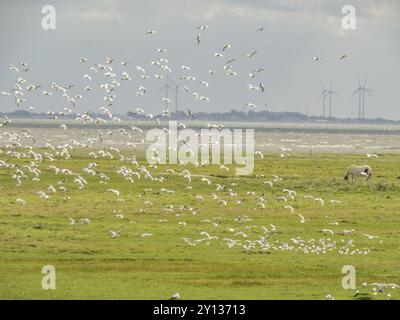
[344,165,372,182]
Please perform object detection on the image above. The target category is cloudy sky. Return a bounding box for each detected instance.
[1,0,399,119]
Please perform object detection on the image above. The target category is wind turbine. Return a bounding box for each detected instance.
[159,75,174,111]
[319,81,329,117]
[168,77,189,113]
[158,76,188,113]
[325,80,340,118]
[352,76,373,119]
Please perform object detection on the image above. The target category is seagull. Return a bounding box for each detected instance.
[259,82,265,92]
[200,231,210,238]
[16,198,26,206]
[257,27,266,31]
[146,30,156,35]
[141,233,153,238]
[217,199,227,207]
[284,205,295,213]
[136,66,146,73]
[121,72,131,81]
[109,230,122,238]
[256,202,265,209]
[363,233,378,240]
[366,153,379,158]
[9,64,19,72]
[247,84,259,90]
[26,84,40,91]
[196,34,201,45]
[263,181,273,187]
[340,229,356,235]
[254,150,264,159]
[277,196,287,202]
[187,109,195,119]
[107,188,120,196]
[312,56,322,62]
[170,293,181,300]
[161,97,172,104]
[314,197,325,206]
[0,115,10,127]
[234,231,248,238]
[222,44,231,51]
[298,214,306,223]
[246,51,258,58]
[340,54,349,60]
[244,102,256,110]
[321,229,334,235]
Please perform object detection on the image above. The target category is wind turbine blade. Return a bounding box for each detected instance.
[363,76,367,87]
[357,75,361,87]
[365,89,374,97]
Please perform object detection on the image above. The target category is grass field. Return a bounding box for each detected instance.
[1,149,400,299]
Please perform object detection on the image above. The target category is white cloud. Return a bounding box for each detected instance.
[79,8,121,22]
[65,0,122,22]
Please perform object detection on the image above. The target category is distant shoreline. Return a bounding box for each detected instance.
[3,117,400,135]
[3,109,400,126]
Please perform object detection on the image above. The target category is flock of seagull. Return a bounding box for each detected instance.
[0,25,396,300]
[1,25,351,123]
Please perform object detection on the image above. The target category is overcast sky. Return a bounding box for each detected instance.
[1,0,399,119]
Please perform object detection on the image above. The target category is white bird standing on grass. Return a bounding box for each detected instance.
[109,230,122,238]
[16,198,26,206]
[284,205,295,213]
[298,214,306,223]
[107,188,120,196]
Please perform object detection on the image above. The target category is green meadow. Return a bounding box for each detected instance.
[1,150,399,299]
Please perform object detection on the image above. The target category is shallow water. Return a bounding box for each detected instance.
[1,120,400,153]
